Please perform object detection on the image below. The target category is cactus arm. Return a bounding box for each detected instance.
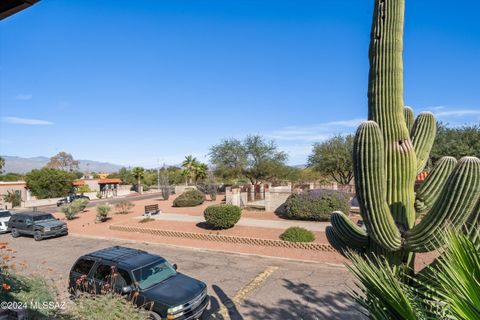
[330,211,369,249]
[354,121,401,251]
[464,197,480,247]
[405,157,480,252]
[411,112,437,174]
[326,226,357,256]
[404,107,414,133]
[415,156,457,214]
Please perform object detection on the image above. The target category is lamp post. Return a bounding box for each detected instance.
[157,159,160,193]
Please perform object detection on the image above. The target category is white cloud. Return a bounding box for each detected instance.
[322,118,365,127]
[1,117,53,125]
[419,106,480,118]
[14,94,32,100]
[434,109,480,117]
[267,118,364,142]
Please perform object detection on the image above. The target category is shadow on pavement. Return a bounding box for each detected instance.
[241,279,364,320]
[202,285,244,320]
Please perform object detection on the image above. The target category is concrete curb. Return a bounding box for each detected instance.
[109,225,336,252]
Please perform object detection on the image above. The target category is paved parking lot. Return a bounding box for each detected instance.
[0,233,362,319]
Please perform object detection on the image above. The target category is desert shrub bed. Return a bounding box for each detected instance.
[173,190,206,207]
[280,227,315,243]
[285,189,350,221]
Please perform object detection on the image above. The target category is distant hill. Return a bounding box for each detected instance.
[1,155,123,174]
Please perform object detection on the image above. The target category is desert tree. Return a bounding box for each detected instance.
[46,152,80,172]
[308,134,354,185]
[131,167,145,192]
[209,135,288,185]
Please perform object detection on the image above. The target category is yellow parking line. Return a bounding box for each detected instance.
[214,266,279,319]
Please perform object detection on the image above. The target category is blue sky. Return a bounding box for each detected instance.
[1,0,479,168]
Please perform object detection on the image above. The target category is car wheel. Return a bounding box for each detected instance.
[11,228,19,238]
[148,312,162,320]
[34,231,43,241]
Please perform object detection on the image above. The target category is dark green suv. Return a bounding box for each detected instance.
[8,212,68,241]
[69,246,209,319]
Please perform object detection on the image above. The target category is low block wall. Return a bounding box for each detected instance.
[24,197,63,208]
[109,225,335,252]
[265,191,290,213]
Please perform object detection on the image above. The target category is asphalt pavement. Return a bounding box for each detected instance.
[0,233,363,319]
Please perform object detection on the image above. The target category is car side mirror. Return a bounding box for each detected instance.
[173,264,178,271]
[122,285,133,294]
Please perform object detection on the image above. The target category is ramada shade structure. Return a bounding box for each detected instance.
[0,0,39,21]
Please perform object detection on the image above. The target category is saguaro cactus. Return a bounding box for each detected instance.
[327,0,480,265]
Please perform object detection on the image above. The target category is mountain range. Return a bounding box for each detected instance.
[1,155,123,174]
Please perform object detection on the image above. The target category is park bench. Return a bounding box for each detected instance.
[144,204,160,217]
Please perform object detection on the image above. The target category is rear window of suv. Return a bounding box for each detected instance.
[72,258,95,275]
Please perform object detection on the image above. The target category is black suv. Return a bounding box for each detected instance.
[8,212,68,241]
[69,246,209,320]
[57,194,90,207]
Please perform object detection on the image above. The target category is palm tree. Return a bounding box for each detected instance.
[181,155,198,185]
[194,163,209,182]
[131,167,145,193]
[0,156,5,173]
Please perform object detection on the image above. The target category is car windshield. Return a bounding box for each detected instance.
[0,211,11,218]
[133,260,177,290]
[33,214,56,222]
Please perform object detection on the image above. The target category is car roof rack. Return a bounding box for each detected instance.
[87,246,148,263]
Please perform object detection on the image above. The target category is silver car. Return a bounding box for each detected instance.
[0,210,12,233]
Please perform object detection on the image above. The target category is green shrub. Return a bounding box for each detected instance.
[96,204,111,222]
[61,204,80,220]
[280,227,315,243]
[1,244,61,319]
[4,275,61,319]
[2,190,21,208]
[96,191,103,199]
[69,293,150,320]
[77,184,91,194]
[173,189,206,207]
[204,204,241,229]
[284,189,350,221]
[72,198,89,212]
[114,201,134,214]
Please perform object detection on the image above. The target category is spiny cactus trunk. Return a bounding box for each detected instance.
[327,0,480,269]
[368,0,416,231]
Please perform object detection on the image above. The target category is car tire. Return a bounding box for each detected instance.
[11,228,19,238]
[70,288,83,300]
[34,231,43,241]
[148,312,162,320]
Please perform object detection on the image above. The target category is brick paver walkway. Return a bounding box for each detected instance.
[141,213,330,231]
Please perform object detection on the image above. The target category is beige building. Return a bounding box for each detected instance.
[0,181,28,209]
